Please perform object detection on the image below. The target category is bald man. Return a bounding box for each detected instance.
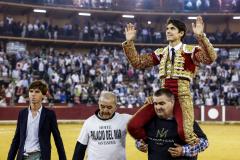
[72,91,132,160]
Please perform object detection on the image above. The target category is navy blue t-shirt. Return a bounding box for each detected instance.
[145,117,206,160]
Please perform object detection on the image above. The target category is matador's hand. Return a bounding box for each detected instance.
[125,23,137,41]
[192,16,204,36]
[144,96,153,104]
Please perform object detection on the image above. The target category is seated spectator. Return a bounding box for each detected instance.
[18,95,27,103]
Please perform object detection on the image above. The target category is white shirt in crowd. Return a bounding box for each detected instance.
[0,98,7,107]
[205,96,213,106]
[18,95,27,103]
[77,112,132,160]
[38,61,45,72]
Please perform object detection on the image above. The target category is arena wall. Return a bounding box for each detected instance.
[0,105,239,122]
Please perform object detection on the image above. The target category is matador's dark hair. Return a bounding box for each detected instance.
[166,18,186,41]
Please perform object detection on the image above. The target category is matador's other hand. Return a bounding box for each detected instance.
[192,16,204,36]
[144,96,153,104]
[125,23,137,41]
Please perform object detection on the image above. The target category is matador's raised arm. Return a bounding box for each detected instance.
[122,40,159,69]
[193,34,217,65]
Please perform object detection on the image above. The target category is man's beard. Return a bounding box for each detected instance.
[99,111,111,118]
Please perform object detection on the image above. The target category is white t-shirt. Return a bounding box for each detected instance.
[77,112,132,160]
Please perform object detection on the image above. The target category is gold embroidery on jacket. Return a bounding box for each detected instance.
[158,46,194,81]
[184,45,195,53]
[178,80,197,145]
[122,40,156,69]
[154,48,164,56]
[158,46,169,78]
[195,34,217,64]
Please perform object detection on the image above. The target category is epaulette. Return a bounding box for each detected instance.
[154,48,164,56]
[183,44,196,53]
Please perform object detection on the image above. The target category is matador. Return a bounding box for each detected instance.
[123,17,217,145]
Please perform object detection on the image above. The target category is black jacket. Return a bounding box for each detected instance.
[8,107,66,160]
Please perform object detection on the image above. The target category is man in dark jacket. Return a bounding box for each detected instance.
[8,80,66,160]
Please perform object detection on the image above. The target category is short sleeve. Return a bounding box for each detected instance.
[77,120,90,145]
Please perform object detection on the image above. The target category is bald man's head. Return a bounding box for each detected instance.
[98,91,117,119]
[99,91,117,107]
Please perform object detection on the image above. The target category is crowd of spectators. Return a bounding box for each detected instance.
[1,16,240,44]
[3,0,240,12]
[183,0,240,12]
[0,45,239,107]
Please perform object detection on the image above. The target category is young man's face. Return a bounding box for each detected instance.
[153,94,174,119]
[166,23,184,42]
[98,100,117,119]
[29,88,44,105]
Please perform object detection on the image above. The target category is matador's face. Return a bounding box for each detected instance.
[166,23,184,43]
